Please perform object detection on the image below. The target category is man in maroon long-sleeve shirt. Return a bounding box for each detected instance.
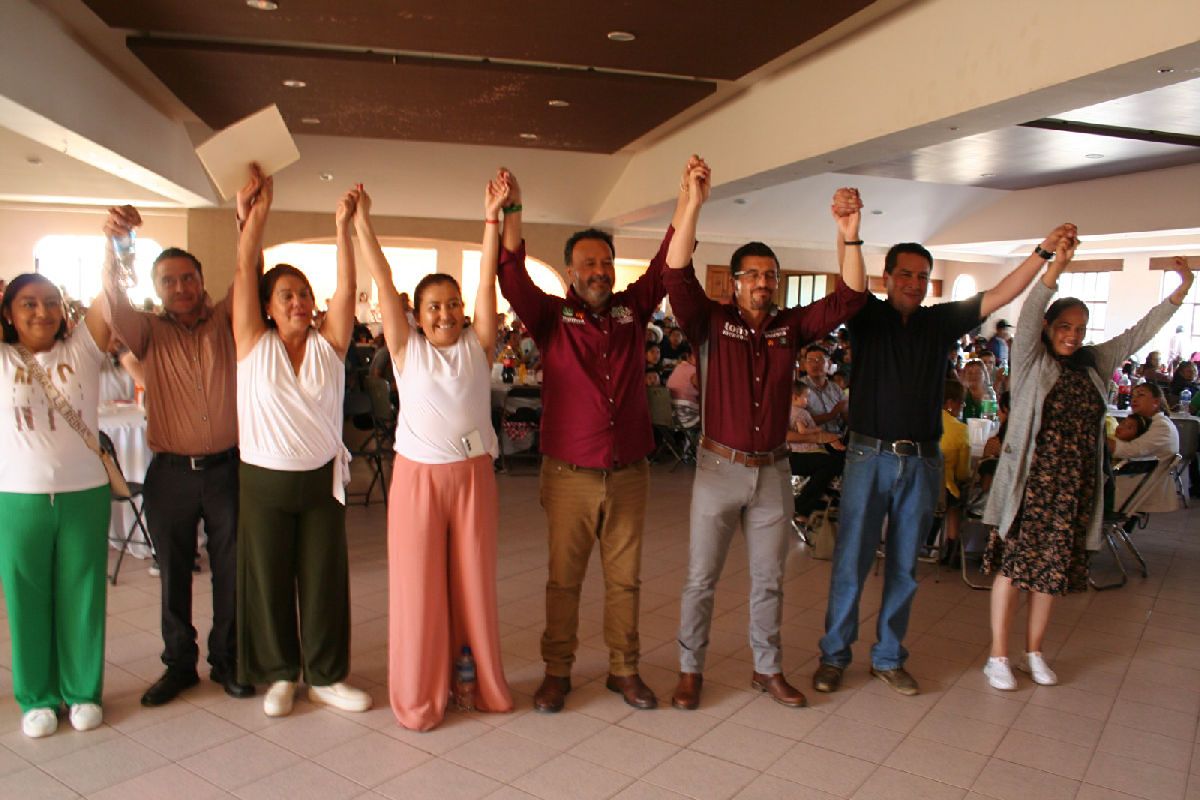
[496,164,696,712]
[665,175,868,711]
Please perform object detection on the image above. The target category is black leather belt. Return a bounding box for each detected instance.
[848,432,939,458]
[155,447,239,471]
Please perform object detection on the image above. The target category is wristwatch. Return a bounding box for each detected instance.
[1033,244,1055,260]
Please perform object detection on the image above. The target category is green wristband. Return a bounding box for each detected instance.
[502,203,523,214]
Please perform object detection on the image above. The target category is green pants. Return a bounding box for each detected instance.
[0,486,110,712]
[237,461,350,686]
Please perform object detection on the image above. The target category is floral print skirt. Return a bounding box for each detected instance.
[983,367,1103,595]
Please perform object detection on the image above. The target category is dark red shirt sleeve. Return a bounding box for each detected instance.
[622,226,674,321]
[782,278,868,343]
[497,240,558,343]
[663,264,717,348]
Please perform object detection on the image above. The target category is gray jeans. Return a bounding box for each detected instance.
[677,447,792,674]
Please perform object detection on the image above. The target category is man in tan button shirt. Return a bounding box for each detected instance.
[104,203,256,706]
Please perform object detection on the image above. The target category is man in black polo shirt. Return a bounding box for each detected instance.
[814,217,1078,696]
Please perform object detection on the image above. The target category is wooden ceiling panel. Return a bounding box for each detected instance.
[842,126,1200,190]
[128,38,715,153]
[84,0,876,81]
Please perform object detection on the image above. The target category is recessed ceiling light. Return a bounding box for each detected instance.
[606,31,636,42]
[547,99,570,108]
[519,132,539,140]
[733,198,747,205]
[246,0,278,9]
[979,172,995,178]
[948,126,959,131]
[319,172,333,182]
[871,209,884,215]
[282,79,307,88]
[25,155,43,166]
[300,117,320,125]
[1158,67,1175,74]
[1084,153,1105,159]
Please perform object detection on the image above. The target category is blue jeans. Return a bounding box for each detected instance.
[818,442,941,670]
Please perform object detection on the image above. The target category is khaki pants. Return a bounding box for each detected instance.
[539,456,648,678]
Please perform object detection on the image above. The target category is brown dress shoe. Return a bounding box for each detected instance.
[751,672,807,707]
[605,673,658,709]
[533,675,571,713]
[671,672,703,710]
[870,666,919,696]
[812,663,844,693]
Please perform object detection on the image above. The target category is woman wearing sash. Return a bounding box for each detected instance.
[354,172,513,730]
[0,267,113,737]
[232,165,371,717]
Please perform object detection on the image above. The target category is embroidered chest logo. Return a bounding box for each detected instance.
[560,305,585,325]
[610,305,634,324]
[721,321,748,341]
[764,328,789,347]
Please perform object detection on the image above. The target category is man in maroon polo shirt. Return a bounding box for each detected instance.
[497,162,697,712]
[664,174,868,711]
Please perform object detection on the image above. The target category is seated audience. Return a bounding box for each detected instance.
[935,380,971,563]
[645,342,664,386]
[1109,383,1181,512]
[666,350,700,428]
[959,358,989,418]
[1168,360,1199,403]
[787,381,846,532]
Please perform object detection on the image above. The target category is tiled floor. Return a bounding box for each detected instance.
[0,463,1197,799]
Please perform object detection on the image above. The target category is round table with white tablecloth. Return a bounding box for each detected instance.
[98,402,153,558]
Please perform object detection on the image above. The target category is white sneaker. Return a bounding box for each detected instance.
[68,703,102,731]
[263,680,296,717]
[21,708,58,738]
[983,657,1017,691]
[1018,652,1058,686]
[308,682,372,712]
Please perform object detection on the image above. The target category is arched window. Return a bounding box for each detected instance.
[461,250,566,319]
[34,234,164,307]
[950,274,977,301]
[262,242,438,312]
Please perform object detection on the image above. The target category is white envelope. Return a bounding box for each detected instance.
[194,104,300,200]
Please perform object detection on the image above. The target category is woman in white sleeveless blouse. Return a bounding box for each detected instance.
[353,173,514,730]
[231,165,371,717]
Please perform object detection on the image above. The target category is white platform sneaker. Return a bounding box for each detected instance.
[308,682,372,712]
[1018,652,1058,686]
[68,703,102,731]
[21,708,58,738]
[263,680,296,717]
[983,657,1017,691]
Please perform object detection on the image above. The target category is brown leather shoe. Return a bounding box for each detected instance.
[812,663,844,693]
[533,675,571,713]
[671,672,703,710]
[605,673,658,709]
[870,666,919,696]
[751,672,807,708]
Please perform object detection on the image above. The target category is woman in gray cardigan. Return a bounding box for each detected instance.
[981,246,1193,692]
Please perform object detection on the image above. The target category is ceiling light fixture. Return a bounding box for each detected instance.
[606,31,636,42]
[979,172,995,178]
[948,126,959,131]
[547,99,570,108]
[1084,153,1105,159]
[300,117,320,125]
[1158,67,1174,74]
[733,198,747,205]
[519,132,539,140]
[25,155,43,166]
[319,172,333,181]
[246,0,278,10]
[871,210,884,215]
[282,79,307,88]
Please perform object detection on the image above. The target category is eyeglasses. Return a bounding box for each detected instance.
[733,269,779,284]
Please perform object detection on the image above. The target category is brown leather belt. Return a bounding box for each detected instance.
[699,436,789,467]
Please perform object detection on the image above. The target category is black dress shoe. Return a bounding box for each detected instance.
[141,669,199,707]
[210,666,256,699]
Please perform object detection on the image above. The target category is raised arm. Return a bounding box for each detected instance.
[233,164,271,358]
[495,170,555,339]
[980,223,1077,317]
[1093,256,1194,375]
[667,156,710,270]
[320,188,359,358]
[475,173,509,355]
[352,187,411,361]
[101,205,151,357]
[831,188,866,292]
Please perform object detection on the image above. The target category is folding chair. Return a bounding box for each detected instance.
[1090,453,1182,591]
[1171,417,1198,507]
[498,386,542,472]
[957,470,994,591]
[99,431,153,585]
[345,389,386,506]
[647,386,687,470]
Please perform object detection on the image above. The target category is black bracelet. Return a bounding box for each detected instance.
[1033,245,1055,260]
[844,239,864,246]
[502,203,523,214]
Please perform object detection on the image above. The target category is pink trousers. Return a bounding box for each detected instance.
[388,454,513,730]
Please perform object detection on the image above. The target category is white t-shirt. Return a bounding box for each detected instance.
[0,326,107,493]
[237,329,345,472]
[393,327,499,464]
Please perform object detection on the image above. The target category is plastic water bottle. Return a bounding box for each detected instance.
[112,228,138,288]
[980,384,998,421]
[453,646,477,712]
[1181,388,1193,414]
